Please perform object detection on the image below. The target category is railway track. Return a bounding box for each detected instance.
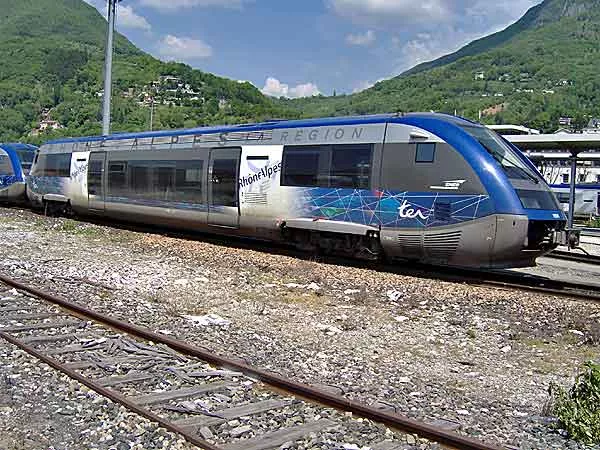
[0,274,504,450]
[547,249,600,265]
[85,215,600,302]
[580,227,600,237]
[6,206,600,304]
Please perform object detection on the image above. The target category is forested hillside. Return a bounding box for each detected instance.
[287,0,600,132]
[3,0,600,141]
[0,0,293,143]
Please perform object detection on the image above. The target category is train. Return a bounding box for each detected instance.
[0,143,38,203]
[550,184,600,219]
[20,113,573,269]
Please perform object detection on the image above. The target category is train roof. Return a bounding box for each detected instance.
[45,113,481,145]
[0,143,38,153]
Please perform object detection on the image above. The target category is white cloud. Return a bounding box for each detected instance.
[346,30,376,46]
[261,77,321,98]
[328,0,540,29]
[465,0,540,28]
[118,5,152,31]
[392,28,489,73]
[328,0,453,27]
[139,0,250,12]
[290,82,322,98]
[83,0,152,31]
[352,77,388,93]
[157,35,213,61]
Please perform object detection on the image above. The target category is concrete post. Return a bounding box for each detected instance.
[102,0,117,136]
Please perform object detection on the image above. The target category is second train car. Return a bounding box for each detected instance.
[0,143,37,203]
[27,113,571,268]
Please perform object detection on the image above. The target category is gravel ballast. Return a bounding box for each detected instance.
[0,207,599,449]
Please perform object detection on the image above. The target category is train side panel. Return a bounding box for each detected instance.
[239,145,285,239]
[70,151,91,213]
[25,113,568,268]
[0,147,23,201]
[0,144,37,203]
[379,123,497,266]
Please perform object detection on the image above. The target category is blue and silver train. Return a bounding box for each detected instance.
[26,113,571,268]
[550,183,600,218]
[0,143,37,203]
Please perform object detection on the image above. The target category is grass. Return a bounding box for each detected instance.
[585,217,600,228]
[549,361,600,444]
[57,219,100,236]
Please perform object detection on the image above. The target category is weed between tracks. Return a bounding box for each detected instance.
[549,361,600,444]
[584,217,600,228]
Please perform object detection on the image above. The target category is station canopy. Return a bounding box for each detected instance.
[505,133,600,160]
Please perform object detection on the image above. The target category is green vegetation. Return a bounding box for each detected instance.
[550,361,600,444]
[585,217,600,228]
[0,0,295,143]
[4,0,600,142]
[287,0,600,132]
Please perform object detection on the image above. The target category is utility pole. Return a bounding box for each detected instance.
[102,0,121,136]
[567,150,579,230]
[150,97,155,131]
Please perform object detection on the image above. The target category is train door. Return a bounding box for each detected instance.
[208,147,241,228]
[88,151,106,213]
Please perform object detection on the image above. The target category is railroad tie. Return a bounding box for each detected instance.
[0,320,81,332]
[94,372,157,388]
[130,382,234,406]
[223,419,337,450]
[174,399,290,431]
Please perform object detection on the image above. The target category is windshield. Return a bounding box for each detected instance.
[16,149,35,175]
[460,125,541,183]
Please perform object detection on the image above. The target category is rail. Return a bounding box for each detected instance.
[0,274,505,450]
[547,250,600,265]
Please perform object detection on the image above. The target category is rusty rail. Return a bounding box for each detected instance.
[0,330,223,450]
[0,274,505,450]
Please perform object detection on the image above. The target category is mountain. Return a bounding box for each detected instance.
[3,0,600,141]
[401,2,547,77]
[0,0,293,142]
[402,0,591,77]
[289,0,600,133]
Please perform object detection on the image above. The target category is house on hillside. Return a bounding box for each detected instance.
[558,117,573,126]
[29,119,65,137]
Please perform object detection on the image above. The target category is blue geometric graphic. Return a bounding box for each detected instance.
[297,188,493,229]
[28,176,66,196]
[0,176,19,188]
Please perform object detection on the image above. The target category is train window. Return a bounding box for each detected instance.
[557,193,570,203]
[328,144,372,188]
[88,160,103,196]
[460,125,540,182]
[108,162,128,198]
[517,190,560,210]
[174,160,204,203]
[562,174,569,184]
[31,153,71,177]
[211,158,238,207]
[152,165,176,201]
[16,150,34,175]
[281,146,321,187]
[415,143,436,163]
[0,154,13,175]
[129,163,151,198]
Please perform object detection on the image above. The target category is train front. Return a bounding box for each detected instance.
[458,125,570,267]
[0,144,36,203]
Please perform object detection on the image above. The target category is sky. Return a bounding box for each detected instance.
[83,0,541,98]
